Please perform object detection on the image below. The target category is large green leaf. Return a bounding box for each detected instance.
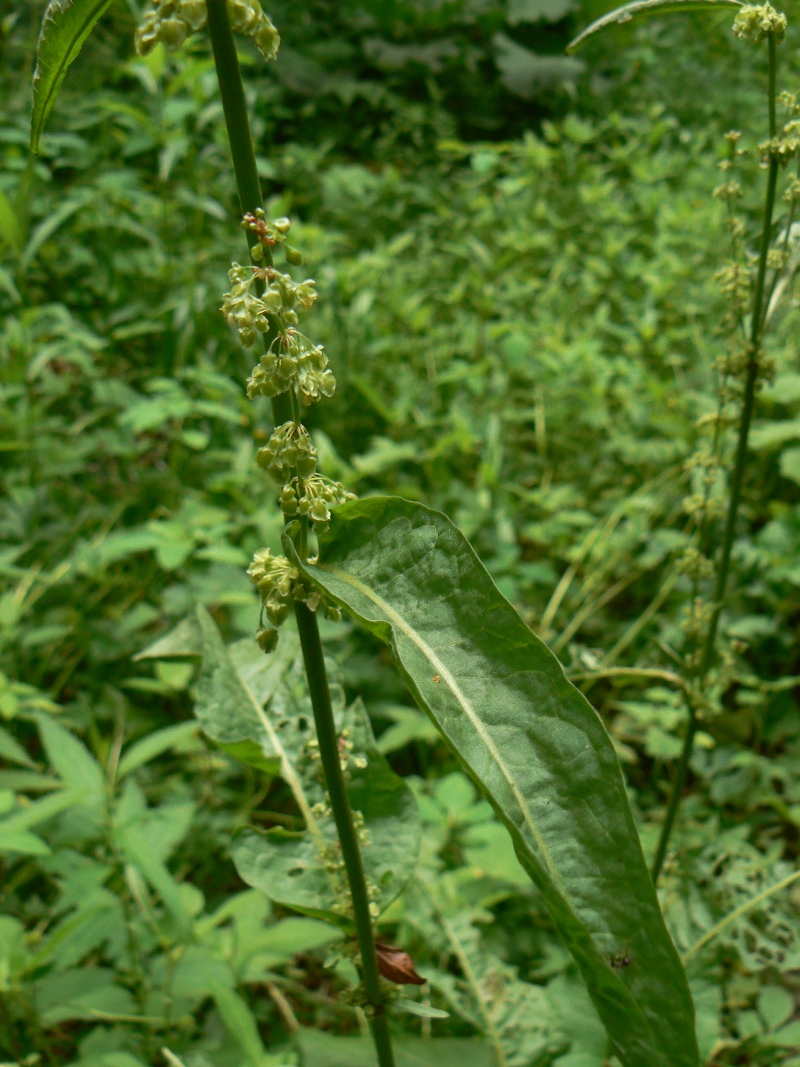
[31,0,117,153]
[567,0,740,52]
[285,497,698,1067]
[194,608,420,926]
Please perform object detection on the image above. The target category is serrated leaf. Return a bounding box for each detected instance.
[36,714,105,805]
[117,721,199,779]
[286,497,698,1067]
[0,829,50,855]
[567,0,740,52]
[34,966,136,1024]
[133,615,203,661]
[116,821,191,930]
[0,724,36,769]
[31,0,117,153]
[0,787,85,834]
[211,981,268,1067]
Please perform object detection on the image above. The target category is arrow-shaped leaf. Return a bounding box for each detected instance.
[31,0,117,153]
[567,0,740,52]
[286,497,698,1067]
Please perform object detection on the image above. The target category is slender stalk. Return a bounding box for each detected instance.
[205,0,292,427]
[651,33,780,882]
[294,601,395,1063]
[204,4,395,1062]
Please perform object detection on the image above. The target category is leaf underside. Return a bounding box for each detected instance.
[31,0,116,153]
[567,0,740,52]
[286,497,699,1067]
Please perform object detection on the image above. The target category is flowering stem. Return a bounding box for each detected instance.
[205,3,395,1061]
[651,31,780,882]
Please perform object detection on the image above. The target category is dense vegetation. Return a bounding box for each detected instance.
[2,0,800,1064]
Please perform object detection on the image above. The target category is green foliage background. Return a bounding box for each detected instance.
[1,0,800,1064]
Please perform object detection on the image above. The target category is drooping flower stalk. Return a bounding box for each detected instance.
[652,4,789,880]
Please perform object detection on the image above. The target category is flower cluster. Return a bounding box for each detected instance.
[280,475,355,534]
[243,210,303,265]
[248,547,341,624]
[246,332,336,406]
[227,214,354,647]
[135,0,280,59]
[257,422,318,480]
[222,262,317,341]
[732,2,787,43]
[761,119,800,166]
[247,548,306,626]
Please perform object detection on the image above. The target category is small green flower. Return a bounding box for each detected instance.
[257,422,318,480]
[732,3,787,44]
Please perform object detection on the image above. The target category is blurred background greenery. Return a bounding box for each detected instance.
[1,0,800,1064]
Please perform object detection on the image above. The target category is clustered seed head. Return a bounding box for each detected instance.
[221,264,270,347]
[247,332,336,406]
[257,422,318,480]
[732,3,787,43]
[135,0,279,58]
[221,262,318,348]
[280,474,355,535]
[247,545,343,633]
[225,213,355,650]
[247,548,303,627]
[760,119,800,166]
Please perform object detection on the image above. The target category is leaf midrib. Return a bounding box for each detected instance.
[318,563,566,897]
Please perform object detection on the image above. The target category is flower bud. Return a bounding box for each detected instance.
[254,19,280,60]
[267,601,290,627]
[160,16,188,48]
[179,0,206,30]
[256,627,279,653]
[285,245,303,265]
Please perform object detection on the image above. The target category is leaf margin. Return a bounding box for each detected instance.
[31,0,117,153]
[566,0,741,53]
[284,497,699,1067]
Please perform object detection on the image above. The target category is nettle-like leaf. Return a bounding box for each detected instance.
[286,497,699,1067]
[194,607,421,927]
[409,886,565,1066]
[567,0,740,52]
[31,0,117,153]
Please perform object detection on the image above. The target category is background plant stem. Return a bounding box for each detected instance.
[651,31,780,882]
[204,3,395,1061]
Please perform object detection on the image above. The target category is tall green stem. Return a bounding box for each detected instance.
[651,32,779,882]
[293,601,396,1064]
[204,3,394,1062]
